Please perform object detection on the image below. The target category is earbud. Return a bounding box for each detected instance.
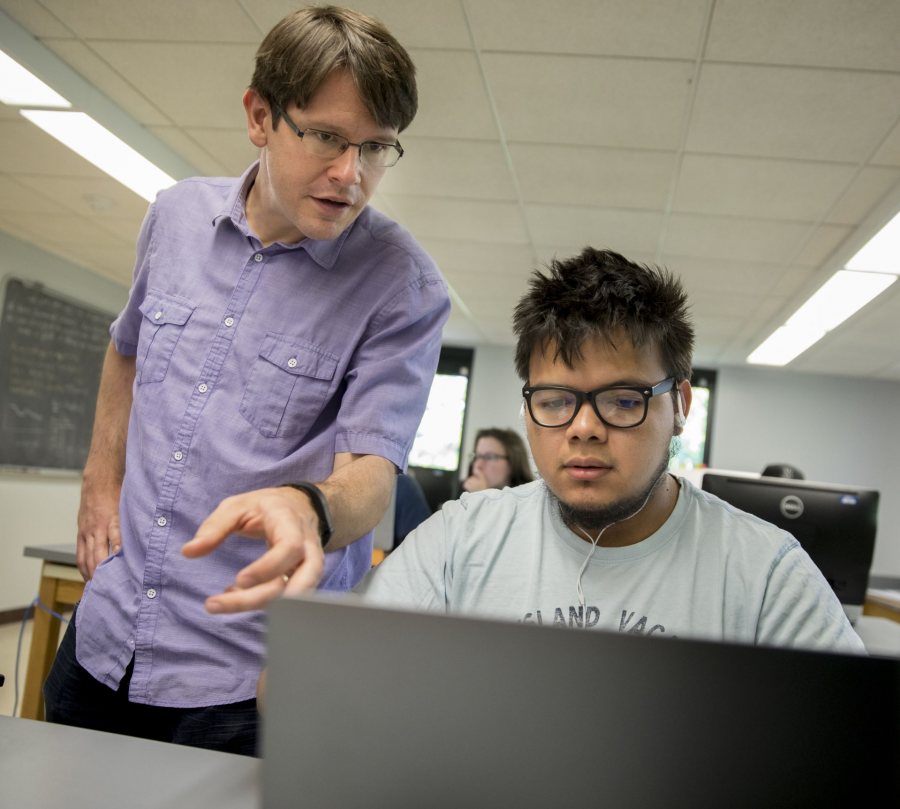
[674,391,686,431]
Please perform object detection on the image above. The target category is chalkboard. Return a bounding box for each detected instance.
[0,277,114,471]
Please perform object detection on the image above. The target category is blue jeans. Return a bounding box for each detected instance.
[43,609,258,756]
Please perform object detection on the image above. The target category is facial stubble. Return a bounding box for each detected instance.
[551,441,676,534]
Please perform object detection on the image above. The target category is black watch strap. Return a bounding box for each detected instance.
[283,482,334,548]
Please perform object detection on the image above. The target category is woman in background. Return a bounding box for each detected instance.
[462,428,533,493]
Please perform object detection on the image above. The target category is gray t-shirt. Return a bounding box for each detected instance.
[356,478,865,653]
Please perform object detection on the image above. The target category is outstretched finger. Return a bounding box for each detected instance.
[183,496,260,558]
[282,551,325,596]
[233,539,304,590]
[205,576,287,614]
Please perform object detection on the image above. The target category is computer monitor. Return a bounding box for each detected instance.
[701,470,878,623]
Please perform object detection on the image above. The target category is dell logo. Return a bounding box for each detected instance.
[780,495,804,519]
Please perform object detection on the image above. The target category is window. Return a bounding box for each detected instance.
[408,372,469,471]
[408,347,474,512]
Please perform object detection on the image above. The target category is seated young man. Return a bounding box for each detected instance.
[354,247,864,653]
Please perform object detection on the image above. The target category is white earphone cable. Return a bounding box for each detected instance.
[573,481,662,610]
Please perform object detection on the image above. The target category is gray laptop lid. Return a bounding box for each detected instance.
[262,596,900,808]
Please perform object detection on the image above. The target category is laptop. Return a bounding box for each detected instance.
[262,596,900,807]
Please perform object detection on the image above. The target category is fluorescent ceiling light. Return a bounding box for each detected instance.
[785,270,897,334]
[20,109,176,202]
[747,325,824,367]
[747,270,897,366]
[0,49,70,107]
[845,210,900,274]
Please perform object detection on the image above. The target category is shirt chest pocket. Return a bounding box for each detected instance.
[239,333,340,439]
[136,293,195,385]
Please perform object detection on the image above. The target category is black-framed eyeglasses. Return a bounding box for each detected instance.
[469,452,508,463]
[521,377,676,429]
[274,105,404,168]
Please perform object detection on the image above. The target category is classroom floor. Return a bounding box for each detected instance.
[0,615,34,717]
[0,611,71,719]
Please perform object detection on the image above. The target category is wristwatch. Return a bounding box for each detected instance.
[283,482,334,548]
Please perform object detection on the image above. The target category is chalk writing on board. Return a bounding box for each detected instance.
[0,278,114,470]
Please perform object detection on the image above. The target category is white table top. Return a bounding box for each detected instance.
[0,716,260,809]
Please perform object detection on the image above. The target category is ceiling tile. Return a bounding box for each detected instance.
[707,0,900,72]
[0,175,69,214]
[664,213,812,262]
[378,137,517,201]
[509,143,675,210]
[451,268,529,298]
[43,39,171,127]
[764,266,817,300]
[37,0,261,41]
[481,53,694,150]
[524,204,663,253]
[872,121,900,167]
[0,119,101,177]
[0,209,133,247]
[534,245,658,269]
[688,63,900,162]
[15,175,148,222]
[1,0,898,382]
[418,239,535,275]
[88,41,257,128]
[0,0,74,36]
[149,126,234,177]
[467,0,709,59]
[827,167,900,225]
[240,0,472,49]
[382,196,529,244]
[674,154,856,221]
[690,289,768,321]
[791,223,853,267]
[663,255,801,297]
[403,49,499,140]
[719,295,796,359]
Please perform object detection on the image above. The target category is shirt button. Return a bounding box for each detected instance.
[157,516,167,527]
[224,316,235,327]
[254,253,263,262]
[287,357,298,368]
[146,588,157,599]
[173,450,184,461]
[154,311,163,320]
[198,382,209,393]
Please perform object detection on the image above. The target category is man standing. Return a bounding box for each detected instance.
[44,5,449,754]
[355,247,863,654]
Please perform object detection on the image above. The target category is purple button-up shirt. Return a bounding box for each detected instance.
[75,163,449,707]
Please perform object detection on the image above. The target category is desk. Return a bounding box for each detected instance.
[19,541,386,720]
[866,575,900,618]
[21,543,84,720]
[0,716,259,809]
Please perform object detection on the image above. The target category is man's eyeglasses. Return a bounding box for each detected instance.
[521,378,676,429]
[274,105,404,168]
[470,452,508,463]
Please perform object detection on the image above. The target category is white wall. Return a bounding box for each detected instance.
[460,344,531,472]
[461,344,900,577]
[0,232,128,611]
[710,365,900,576]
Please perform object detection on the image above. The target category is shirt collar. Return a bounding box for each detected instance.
[211,160,360,270]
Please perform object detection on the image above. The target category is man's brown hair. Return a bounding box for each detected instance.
[251,5,417,132]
